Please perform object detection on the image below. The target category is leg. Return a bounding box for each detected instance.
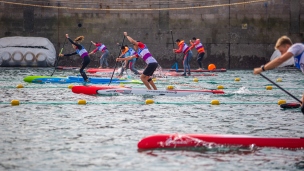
[182,54,187,75]
[103,50,109,68]
[129,59,139,74]
[99,56,104,68]
[118,63,125,77]
[196,53,203,69]
[80,57,90,81]
[140,74,152,90]
[147,77,157,90]
[186,51,193,75]
[142,63,158,90]
[183,52,191,75]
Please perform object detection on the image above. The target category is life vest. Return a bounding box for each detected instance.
[97,44,107,52]
[76,45,88,58]
[194,40,205,54]
[294,51,304,73]
[128,47,136,56]
[137,44,157,64]
[178,41,190,54]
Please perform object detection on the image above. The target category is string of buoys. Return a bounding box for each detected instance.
[5,99,290,106]
[8,83,304,91]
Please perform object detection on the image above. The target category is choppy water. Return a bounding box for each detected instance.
[0,67,304,171]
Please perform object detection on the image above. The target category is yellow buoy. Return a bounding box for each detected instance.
[152,78,157,82]
[193,78,199,82]
[234,78,240,81]
[266,86,273,90]
[166,85,174,90]
[217,85,224,89]
[78,99,87,105]
[11,100,20,106]
[16,84,24,88]
[145,99,154,105]
[68,84,74,89]
[278,99,286,105]
[211,100,220,105]
[276,78,282,82]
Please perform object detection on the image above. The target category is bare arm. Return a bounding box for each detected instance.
[124,32,138,45]
[116,55,137,62]
[253,52,294,74]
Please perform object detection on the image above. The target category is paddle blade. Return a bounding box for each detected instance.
[301,105,304,115]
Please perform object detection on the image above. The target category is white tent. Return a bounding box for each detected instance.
[270,49,294,67]
[0,37,56,67]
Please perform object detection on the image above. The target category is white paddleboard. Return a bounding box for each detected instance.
[96,88,224,96]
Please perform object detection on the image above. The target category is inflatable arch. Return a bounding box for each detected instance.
[0,37,56,67]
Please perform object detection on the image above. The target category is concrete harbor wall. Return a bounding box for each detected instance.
[0,0,303,69]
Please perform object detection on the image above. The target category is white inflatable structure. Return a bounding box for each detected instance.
[270,49,294,67]
[0,37,56,67]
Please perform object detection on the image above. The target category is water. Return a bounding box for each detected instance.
[0,67,304,171]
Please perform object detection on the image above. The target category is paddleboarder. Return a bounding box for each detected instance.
[253,35,304,109]
[89,41,110,69]
[59,34,90,83]
[116,32,158,90]
[173,39,193,76]
[189,37,205,70]
[118,45,140,77]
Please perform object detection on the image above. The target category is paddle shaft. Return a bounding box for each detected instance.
[51,38,67,76]
[170,30,177,62]
[108,35,126,85]
[260,73,302,104]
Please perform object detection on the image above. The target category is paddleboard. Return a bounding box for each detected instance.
[23,76,142,84]
[280,103,301,109]
[86,68,115,73]
[96,88,224,96]
[137,134,304,149]
[72,85,124,95]
[168,68,226,72]
[56,66,79,70]
[165,72,217,77]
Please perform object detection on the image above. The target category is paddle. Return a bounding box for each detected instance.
[51,38,67,76]
[170,30,178,72]
[260,73,304,114]
[108,35,126,85]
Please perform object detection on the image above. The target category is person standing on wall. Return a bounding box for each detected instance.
[59,34,90,83]
[116,32,158,90]
[173,39,193,76]
[89,41,110,69]
[190,37,205,70]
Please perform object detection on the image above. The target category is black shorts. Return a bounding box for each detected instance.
[143,63,158,76]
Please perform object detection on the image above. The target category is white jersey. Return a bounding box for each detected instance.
[287,43,304,73]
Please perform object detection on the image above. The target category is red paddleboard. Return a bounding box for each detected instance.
[168,68,227,72]
[72,85,124,95]
[138,134,304,149]
[86,68,115,73]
